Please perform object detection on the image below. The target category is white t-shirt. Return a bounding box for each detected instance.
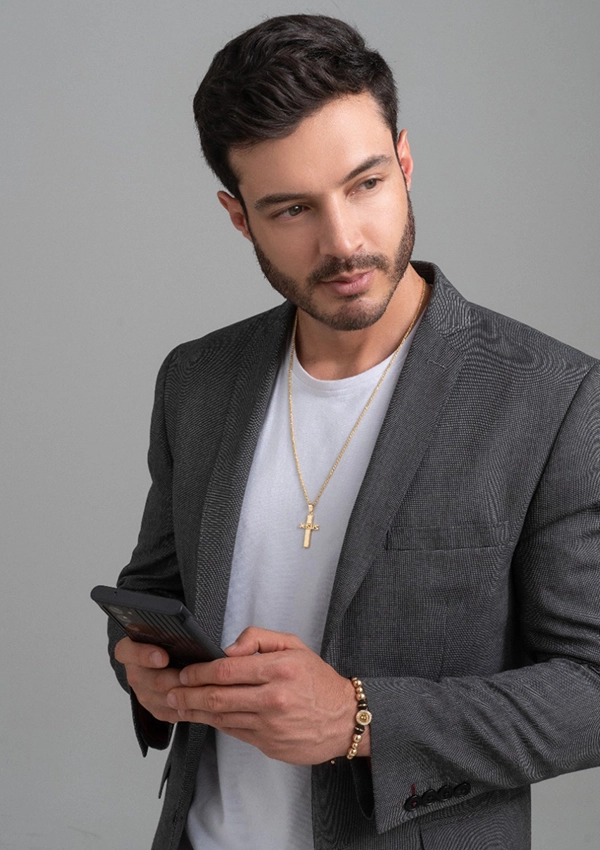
[184,321,419,850]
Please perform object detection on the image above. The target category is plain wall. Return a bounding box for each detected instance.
[1,1,599,847]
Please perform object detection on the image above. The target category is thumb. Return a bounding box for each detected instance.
[225,626,305,656]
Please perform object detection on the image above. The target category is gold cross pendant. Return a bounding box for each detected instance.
[299,504,319,548]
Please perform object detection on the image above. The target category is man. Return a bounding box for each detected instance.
[108,14,600,850]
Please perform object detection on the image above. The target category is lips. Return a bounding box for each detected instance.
[321,269,375,296]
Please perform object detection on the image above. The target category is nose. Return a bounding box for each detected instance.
[317,199,363,259]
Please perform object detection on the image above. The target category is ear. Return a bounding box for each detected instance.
[396,130,413,191]
[217,191,252,241]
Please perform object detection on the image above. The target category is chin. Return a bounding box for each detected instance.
[305,296,392,332]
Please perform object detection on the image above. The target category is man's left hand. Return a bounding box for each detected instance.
[166,626,370,765]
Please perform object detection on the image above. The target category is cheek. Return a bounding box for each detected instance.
[262,230,317,273]
[362,221,400,255]
[358,199,406,249]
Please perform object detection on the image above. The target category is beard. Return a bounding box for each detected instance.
[249,192,416,332]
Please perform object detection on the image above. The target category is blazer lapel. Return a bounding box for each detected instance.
[321,268,469,656]
[191,264,471,651]
[192,303,294,640]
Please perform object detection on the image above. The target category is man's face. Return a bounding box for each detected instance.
[220,93,415,332]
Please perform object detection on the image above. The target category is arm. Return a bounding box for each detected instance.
[108,348,184,754]
[364,362,600,832]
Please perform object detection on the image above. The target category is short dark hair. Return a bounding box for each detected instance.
[193,15,398,200]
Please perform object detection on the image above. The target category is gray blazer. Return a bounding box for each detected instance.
[109,262,600,850]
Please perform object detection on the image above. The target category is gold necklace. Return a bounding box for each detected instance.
[288,279,427,548]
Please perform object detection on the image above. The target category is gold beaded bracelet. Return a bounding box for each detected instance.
[346,677,373,759]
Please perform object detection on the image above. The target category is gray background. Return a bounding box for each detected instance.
[1,1,599,848]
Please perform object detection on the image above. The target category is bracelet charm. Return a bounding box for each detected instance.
[346,677,372,760]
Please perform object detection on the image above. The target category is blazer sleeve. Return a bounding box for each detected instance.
[364,362,600,834]
[107,347,184,755]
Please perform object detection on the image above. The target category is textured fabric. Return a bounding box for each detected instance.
[108,262,600,850]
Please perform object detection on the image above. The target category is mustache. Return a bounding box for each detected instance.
[307,253,389,285]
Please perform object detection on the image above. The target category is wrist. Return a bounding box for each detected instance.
[346,677,372,759]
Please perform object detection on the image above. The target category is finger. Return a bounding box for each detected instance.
[225,626,305,656]
[115,637,169,669]
[171,703,258,730]
[124,666,183,725]
[180,652,287,687]
[139,701,182,725]
[175,709,255,728]
[127,664,182,695]
[168,683,272,714]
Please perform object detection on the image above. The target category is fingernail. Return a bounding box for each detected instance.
[224,641,238,652]
[150,651,163,667]
[179,669,189,685]
[167,692,177,708]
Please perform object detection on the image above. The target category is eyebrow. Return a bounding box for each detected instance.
[252,154,394,212]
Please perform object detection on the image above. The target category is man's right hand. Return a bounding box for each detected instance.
[114,637,183,723]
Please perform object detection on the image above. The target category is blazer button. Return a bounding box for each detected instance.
[403,795,421,812]
[437,784,454,800]
[421,789,439,806]
[453,782,471,798]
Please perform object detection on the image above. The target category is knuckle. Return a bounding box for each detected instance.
[274,660,295,681]
[214,658,234,684]
[181,665,198,686]
[239,626,261,644]
[268,689,289,712]
[205,688,222,713]
[175,690,188,710]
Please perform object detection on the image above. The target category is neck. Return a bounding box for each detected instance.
[294,265,429,380]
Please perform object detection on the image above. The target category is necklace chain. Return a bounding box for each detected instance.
[288,279,427,547]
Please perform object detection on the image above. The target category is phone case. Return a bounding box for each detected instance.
[91,585,225,666]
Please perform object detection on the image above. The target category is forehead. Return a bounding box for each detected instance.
[230,92,396,198]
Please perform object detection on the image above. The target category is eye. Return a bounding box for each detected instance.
[360,177,380,191]
[277,204,306,219]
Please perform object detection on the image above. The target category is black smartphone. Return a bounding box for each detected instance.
[91,585,226,667]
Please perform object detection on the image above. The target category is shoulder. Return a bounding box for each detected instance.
[172,301,293,365]
[418,261,598,393]
[156,301,293,380]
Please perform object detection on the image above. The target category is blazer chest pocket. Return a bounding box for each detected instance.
[344,522,514,681]
[385,520,511,551]
[363,520,515,677]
